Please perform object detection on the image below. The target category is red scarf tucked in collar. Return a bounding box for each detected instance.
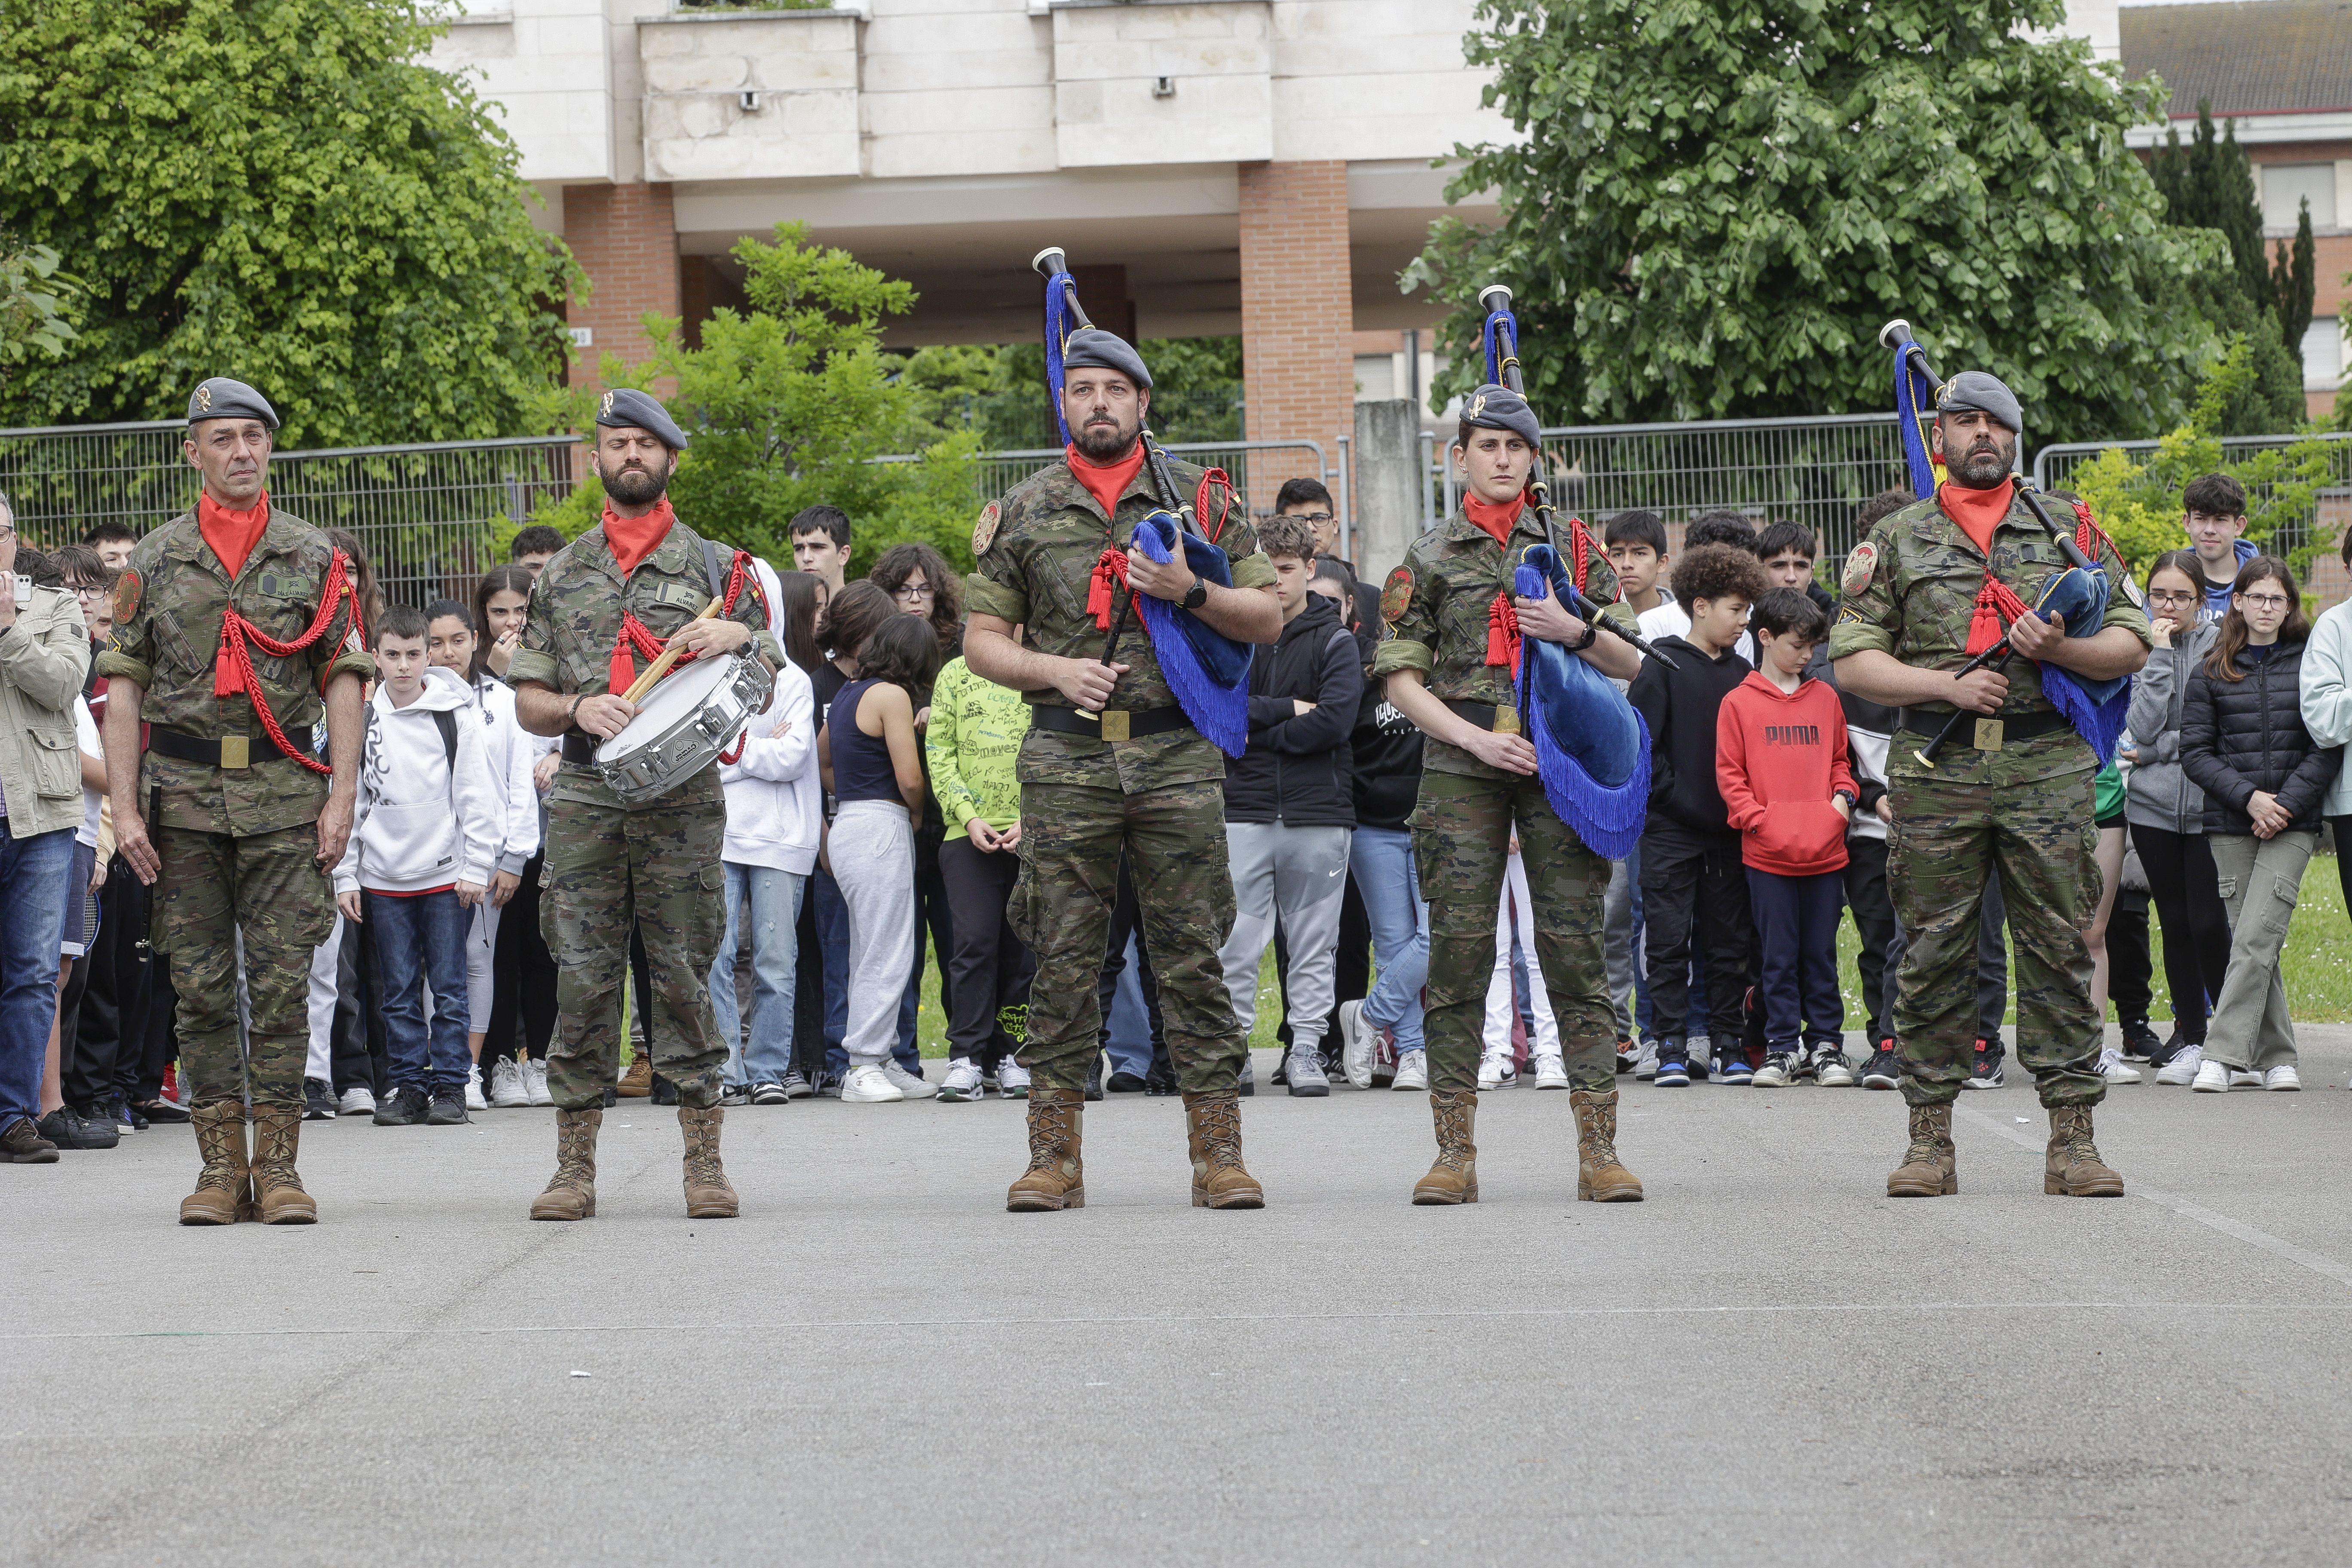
[197,490,270,579]
[1937,478,2013,557]
[1067,441,1147,518]
[1463,490,1527,545]
[603,496,676,577]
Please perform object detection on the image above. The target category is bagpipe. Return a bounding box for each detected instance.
[1881,320,2132,766]
[1035,246,1252,756]
[1474,284,1656,860]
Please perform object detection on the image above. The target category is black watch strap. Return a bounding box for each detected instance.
[1181,574,1208,610]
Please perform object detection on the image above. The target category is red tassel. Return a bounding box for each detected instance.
[1088,548,1128,630]
[1487,591,1521,672]
[214,630,245,698]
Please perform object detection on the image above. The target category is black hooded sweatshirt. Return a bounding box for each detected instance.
[1625,633,1752,836]
[1221,590,1363,827]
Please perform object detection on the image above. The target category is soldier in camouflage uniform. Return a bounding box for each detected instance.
[1372,386,1647,1205]
[1828,371,2149,1199]
[99,378,375,1226]
[507,390,781,1223]
[962,327,1282,1211]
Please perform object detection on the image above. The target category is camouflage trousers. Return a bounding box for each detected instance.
[1411,771,1614,1093]
[541,781,728,1111]
[1009,780,1245,1095]
[1886,732,2103,1108]
[154,823,335,1111]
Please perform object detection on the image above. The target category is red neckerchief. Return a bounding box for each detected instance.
[1464,492,1528,668]
[1938,478,2012,557]
[603,496,675,577]
[1463,490,1526,545]
[1067,441,1147,518]
[197,490,270,580]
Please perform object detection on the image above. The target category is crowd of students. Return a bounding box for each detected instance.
[9,466,2346,1161]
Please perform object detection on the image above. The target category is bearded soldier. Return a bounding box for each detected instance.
[507,390,781,1222]
[99,378,374,1225]
[962,328,1281,1210]
[1830,372,2149,1198]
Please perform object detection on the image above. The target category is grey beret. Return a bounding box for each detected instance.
[595,387,689,450]
[1460,383,1542,449]
[1936,371,2022,435]
[1061,328,1153,391]
[187,377,278,429]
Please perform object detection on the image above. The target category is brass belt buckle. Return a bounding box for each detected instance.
[1972,718,2004,753]
[1493,706,1521,735]
[1099,710,1131,743]
[219,734,250,770]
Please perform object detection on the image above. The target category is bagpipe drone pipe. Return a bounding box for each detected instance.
[1882,320,2132,764]
[1035,246,1253,756]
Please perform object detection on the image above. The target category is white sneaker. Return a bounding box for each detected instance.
[1531,1052,1569,1089]
[1477,1053,1507,1091]
[2099,1047,2143,1085]
[523,1057,554,1106]
[2231,1069,2264,1088]
[1633,1039,1660,1081]
[996,1059,1032,1099]
[881,1061,937,1100]
[2266,1065,2302,1092]
[488,1055,530,1107]
[1752,1052,1798,1088]
[937,1059,984,1102]
[466,1063,490,1111]
[841,1064,904,1103]
[1338,1000,1374,1090]
[1812,1044,1855,1087]
[2191,1059,2232,1093]
[337,1085,377,1116]
[2155,1044,2202,1086]
[1391,1049,1428,1091]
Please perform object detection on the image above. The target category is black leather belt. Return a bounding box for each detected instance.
[1029,705,1193,742]
[149,726,313,770]
[1899,709,2071,747]
[1444,698,1522,735]
[560,731,600,766]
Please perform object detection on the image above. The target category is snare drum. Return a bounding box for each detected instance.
[594,652,775,806]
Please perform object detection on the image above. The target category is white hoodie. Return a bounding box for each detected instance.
[469,671,542,874]
[718,654,820,875]
[334,665,501,896]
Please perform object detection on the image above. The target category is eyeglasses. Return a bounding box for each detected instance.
[1284,511,1334,526]
[2146,590,2198,608]
[892,582,934,602]
[2240,592,2291,610]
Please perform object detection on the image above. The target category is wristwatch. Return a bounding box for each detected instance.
[566,693,585,727]
[1568,621,1599,652]
[1180,575,1209,611]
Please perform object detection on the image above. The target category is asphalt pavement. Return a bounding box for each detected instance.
[10,1029,2352,1568]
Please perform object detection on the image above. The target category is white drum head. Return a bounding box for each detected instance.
[597,655,739,764]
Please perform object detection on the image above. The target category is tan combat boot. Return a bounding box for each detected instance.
[1184,1089,1265,1209]
[2046,1104,2124,1197]
[679,1104,738,1218]
[1887,1102,1957,1197]
[1006,1089,1085,1211]
[249,1103,318,1224]
[616,1055,652,1098]
[530,1108,601,1220]
[1412,1090,1478,1205]
[179,1102,254,1225]
[1570,1087,1643,1202]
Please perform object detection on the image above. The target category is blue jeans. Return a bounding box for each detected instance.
[1745,867,1845,1053]
[0,827,74,1125]
[366,889,473,1090]
[1350,826,1428,1053]
[710,863,805,1087]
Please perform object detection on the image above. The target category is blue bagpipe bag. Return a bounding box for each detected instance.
[1127,509,1252,757]
[1512,543,1651,860]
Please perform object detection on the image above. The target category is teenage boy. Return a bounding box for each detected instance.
[1605,510,1671,617]
[83,521,137,573]
[1718,588,1856,1087]
[1627,542,1767,1087]
[1216,512,1363,1096]
[1752,519,1837,619]
[334,606,499,1128]
[509,525,564,578]
[790,505,852,596]
[2181,473,2256,624]
[1602,508,1672,1067]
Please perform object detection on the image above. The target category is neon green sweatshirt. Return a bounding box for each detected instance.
[926,655,1028,833]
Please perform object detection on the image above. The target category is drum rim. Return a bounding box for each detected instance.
[595,651,756,765]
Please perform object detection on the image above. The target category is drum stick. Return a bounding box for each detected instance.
[620,596,724,705]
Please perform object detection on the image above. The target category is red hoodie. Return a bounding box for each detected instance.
[1716,672,1857,876]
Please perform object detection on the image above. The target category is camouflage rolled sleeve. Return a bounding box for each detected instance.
[95,557,156,690]
[506,576,566,693]
[1827,523,1900,661]
[1371,549,1436,679]
[965,498,1029,624]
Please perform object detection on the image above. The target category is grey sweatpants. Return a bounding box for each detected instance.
[830,800,917,1069]
[1217,821,1353,1056]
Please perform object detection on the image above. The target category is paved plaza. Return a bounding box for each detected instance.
[11,1029,2352,1567]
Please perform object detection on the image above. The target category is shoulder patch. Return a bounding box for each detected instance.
[1381,564,1414,626]
[972,502,1002,558]
[112,567,142,627]
[1840,541,1878,598]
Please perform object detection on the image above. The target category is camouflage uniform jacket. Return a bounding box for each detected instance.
[96,504,374,836]
[505,517,782,810]
[1826,490,2151,724]
[1370,506,1635,780]
[962,453,1275,794]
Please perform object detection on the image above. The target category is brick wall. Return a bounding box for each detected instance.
[1239,160,1354,488]
[562,182,681,388]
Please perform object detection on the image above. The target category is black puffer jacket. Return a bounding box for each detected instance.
[1221,591,1363,827]
[2180,638,2343,835]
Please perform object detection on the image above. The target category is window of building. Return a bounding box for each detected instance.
[2261,163,2337,232]
[2303,316,2343,393]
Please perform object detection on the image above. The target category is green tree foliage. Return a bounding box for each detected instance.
[534,224,981,576]
[0,0,576,444]
[1405,0,2217,442]
[0,241,80,368]
[2270,202,2317,361]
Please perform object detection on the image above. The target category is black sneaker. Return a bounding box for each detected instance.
[779,1069,814,1100]
[426,1084,470,1125]
[303,1078,338,1121]
[1860,1040,1901,1090]
[1085,1054,1106,1102]
[1143,1060,1178,1096]
[750,1081,791,1106]
[1964,1040,2006,1090]
[650,1072,680,1106]
[2,1114,59,1163]
[135,1094,192,1124]
[720,1083,753,1107]
[114,1092,148,1133]
[1106,1071,1146,1093]
[374,1084,431,1126]
[2120,1022,2163,1062]
[602,1084,620,1108]
[39,1106,118,1150]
